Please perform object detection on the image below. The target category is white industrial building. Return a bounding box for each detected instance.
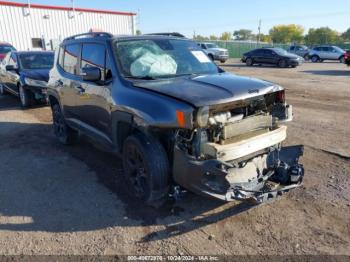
[0,1,136,50]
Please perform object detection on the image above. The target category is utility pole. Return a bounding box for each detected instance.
[257,19,262,44]
[71,0,75,12]
[193,30,196,40]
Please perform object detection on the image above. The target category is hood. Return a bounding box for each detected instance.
[283,53,301,59]
[133,73,282,107]
[21,69,50,82]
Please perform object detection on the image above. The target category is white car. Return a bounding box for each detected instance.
[309,46,346,63]
[199,43,229,63]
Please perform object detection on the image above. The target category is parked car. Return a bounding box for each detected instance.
[308,46,346,63]
[344,50,350,66]
[47,32,304,206]
[242,48,304,68]
[0,51,54,107]
[288,45,309,60]
[198,42,229,63]
[0,42,16,62]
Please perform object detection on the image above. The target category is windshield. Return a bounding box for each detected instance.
[19,53,54,70]
[113,39,219,79]
[0,45,15,55]
[273,48,289,55]
[333,46,345,53]
[205,43,219,49]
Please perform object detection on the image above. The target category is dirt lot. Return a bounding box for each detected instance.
[0,60,349,256]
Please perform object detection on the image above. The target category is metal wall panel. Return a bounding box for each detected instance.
[0,5,135,50]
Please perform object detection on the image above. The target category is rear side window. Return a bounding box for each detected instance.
[255,49,264,55]
[63,44,80,75]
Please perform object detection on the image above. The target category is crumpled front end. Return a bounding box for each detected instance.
[172,91,304,203]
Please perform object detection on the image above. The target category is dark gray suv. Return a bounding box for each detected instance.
[47,32,304,206]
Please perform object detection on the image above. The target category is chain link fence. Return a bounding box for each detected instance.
[197,40,350,58]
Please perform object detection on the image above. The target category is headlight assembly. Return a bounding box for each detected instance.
[24,78,48,88]
[196,106,209,127]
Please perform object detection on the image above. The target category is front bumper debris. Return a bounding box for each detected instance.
[173,145,304,204]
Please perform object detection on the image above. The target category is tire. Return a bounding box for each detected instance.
[311,56,320,63]
[19,85,34,108]
[303,54,309,61]
[246,58,253,66]
[220,60,226,64]
[291,65,297,68]
[51,103,78,145]
[278,59,288,68]
[123,133,170,207]
[339,56,345,64]
[0,83,6,95]
[208,54,214,61]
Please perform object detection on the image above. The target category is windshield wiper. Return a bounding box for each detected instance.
[125,75,157,80]
[156,73,201,79]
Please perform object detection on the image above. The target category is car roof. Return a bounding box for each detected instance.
[0,42,13,46]
[62,32,189,45]
[13,51,54,55]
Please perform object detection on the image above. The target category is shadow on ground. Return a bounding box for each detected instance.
[220,63,295,69]
[301,70,350,76]
[0,95,255,241]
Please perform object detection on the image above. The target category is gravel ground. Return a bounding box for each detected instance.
[0,60,349,255]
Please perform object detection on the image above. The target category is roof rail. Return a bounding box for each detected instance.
[64,32,113,41]
[145,32,186,38]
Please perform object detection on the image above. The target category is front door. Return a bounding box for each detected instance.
[3,53,20,95]
[75,43,112,137]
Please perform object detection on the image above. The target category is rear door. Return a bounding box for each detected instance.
[261,50,276,64]
[75,42,113,137]
[321,47,332,59]
[253,49,264,63]
[58,43,81,118]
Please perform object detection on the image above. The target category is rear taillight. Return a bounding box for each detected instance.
[276,90,285,103]
[345,52,349,59]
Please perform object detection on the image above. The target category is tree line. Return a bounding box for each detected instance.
[193,25,350,45]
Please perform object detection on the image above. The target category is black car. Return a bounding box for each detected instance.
[242,48,304,68]
[47,32,304,207]
[0,51,54,107]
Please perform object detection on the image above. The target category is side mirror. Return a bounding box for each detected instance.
[81,67,101,82]
[6,65,16,71]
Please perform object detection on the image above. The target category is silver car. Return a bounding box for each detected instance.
[309,46,346,63]
[288,45,309,60]
[199,43,229,63]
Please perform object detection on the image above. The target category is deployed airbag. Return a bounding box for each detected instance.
[130,50,177,77]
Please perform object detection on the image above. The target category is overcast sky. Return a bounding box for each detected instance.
[5,0,350,37]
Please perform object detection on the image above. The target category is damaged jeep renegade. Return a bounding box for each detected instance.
[47,32,304,206]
